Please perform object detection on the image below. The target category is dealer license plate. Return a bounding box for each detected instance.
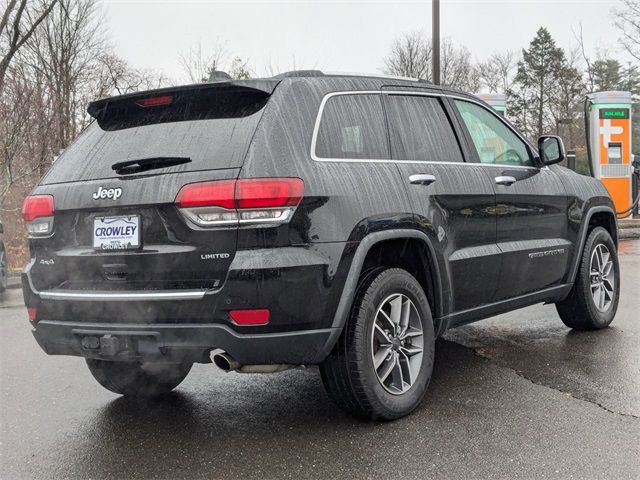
[93,215,140,250]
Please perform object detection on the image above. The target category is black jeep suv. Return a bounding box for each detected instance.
[22,72,620,420]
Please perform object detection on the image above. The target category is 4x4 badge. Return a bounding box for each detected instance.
[92,186,122,200]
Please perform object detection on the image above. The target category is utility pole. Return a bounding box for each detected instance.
[432,0,440,85]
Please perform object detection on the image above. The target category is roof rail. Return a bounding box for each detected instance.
[271,70,431,84]
[324,71,430,83]
[272,70,325,78]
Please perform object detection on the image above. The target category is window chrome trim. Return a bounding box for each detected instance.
[309,89,540,170]
[310,90,384,163]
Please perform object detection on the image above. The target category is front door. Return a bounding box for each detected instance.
[452,99,571,300]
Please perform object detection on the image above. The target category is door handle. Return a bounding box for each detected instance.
[494,175,517,186]
[409,174,436,185]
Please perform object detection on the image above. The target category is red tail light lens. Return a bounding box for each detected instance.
[175,178,304,227]
[235,178,304,209]
[27,308,37,322]
[22,195,55,236]
[22,195,54,222]
[229,309,270,325]
[175,180,236,209]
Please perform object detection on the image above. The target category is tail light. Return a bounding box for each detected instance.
[175,178,304,227]
[22,195,55,236]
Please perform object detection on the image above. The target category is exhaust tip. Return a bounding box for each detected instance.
[213,352,239,372]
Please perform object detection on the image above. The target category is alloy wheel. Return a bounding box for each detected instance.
[370,293,424,395]
[590,243,615,312]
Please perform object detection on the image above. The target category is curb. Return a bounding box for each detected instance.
[619,229,640,240]
[7,275,21,290]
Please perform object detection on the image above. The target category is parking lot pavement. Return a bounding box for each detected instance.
[1,241,639,480]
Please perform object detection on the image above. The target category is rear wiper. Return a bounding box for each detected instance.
[111,157,191,175]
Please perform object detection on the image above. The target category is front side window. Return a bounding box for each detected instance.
[315,94,389,159]
[455,100,533,167]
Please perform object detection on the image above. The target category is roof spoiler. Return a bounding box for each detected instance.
[87,79,281,119]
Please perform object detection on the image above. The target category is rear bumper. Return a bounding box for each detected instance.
[33,320,336,365]
[24,243,354,364]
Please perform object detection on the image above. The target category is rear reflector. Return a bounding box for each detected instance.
[27,308,37,322]
[22,195,54,222]
[229,309,270,326]
[136,95,173,107]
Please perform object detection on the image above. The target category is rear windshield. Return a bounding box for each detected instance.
[41,87,269,185]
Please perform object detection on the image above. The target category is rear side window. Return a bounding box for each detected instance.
[41,88,270,185]
[314,94,389,160]
[385,94,463,162]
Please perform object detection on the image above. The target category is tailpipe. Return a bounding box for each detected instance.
[212,352,241,372]
[212,351,293,374]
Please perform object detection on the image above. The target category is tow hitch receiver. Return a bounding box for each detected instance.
[74,330,160,357]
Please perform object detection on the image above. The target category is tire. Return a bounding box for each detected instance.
[556,227,620,330]
[86,359,192,397]
[320,268,435,421]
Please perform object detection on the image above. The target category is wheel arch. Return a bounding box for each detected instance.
[567,206,617,287]
[320,230,446,360]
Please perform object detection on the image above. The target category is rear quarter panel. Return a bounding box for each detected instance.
[239,78,421,329]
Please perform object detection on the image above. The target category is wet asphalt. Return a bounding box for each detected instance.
[1,241,639,479]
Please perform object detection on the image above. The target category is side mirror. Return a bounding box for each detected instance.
[538,135,565,166]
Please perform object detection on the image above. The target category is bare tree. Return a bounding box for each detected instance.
[614,0,640,61]
[0,0,58,92]
[476,51,517,93]
[228,57,251,79]
[383,31,431,79]
[94,53,170,98]
[383,32,478,90]
[179,40,226,83]
[18,0,110,153]
[1,66,48,202]
[440,39,478,91]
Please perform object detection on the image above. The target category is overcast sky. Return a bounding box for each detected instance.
[101,0,633,82]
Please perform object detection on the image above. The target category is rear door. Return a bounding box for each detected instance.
[383,92,499,312]
[29,83,274,298]
[452,99,571,299]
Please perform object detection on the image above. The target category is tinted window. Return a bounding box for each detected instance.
[315,94,389,159]
[385,94,463,162]
[41,89,269,184]
[455,100,532,166]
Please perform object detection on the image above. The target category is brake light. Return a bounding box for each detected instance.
[229,309,270,326]
[175,180,235,209]
[27,308,37,323]
[136,95,173,107]
[175,178,304,227]
[22,195,54,235]
[235,178,304,209]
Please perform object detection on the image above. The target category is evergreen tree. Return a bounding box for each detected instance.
[592,59,623,91]
[508,27,568,139]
